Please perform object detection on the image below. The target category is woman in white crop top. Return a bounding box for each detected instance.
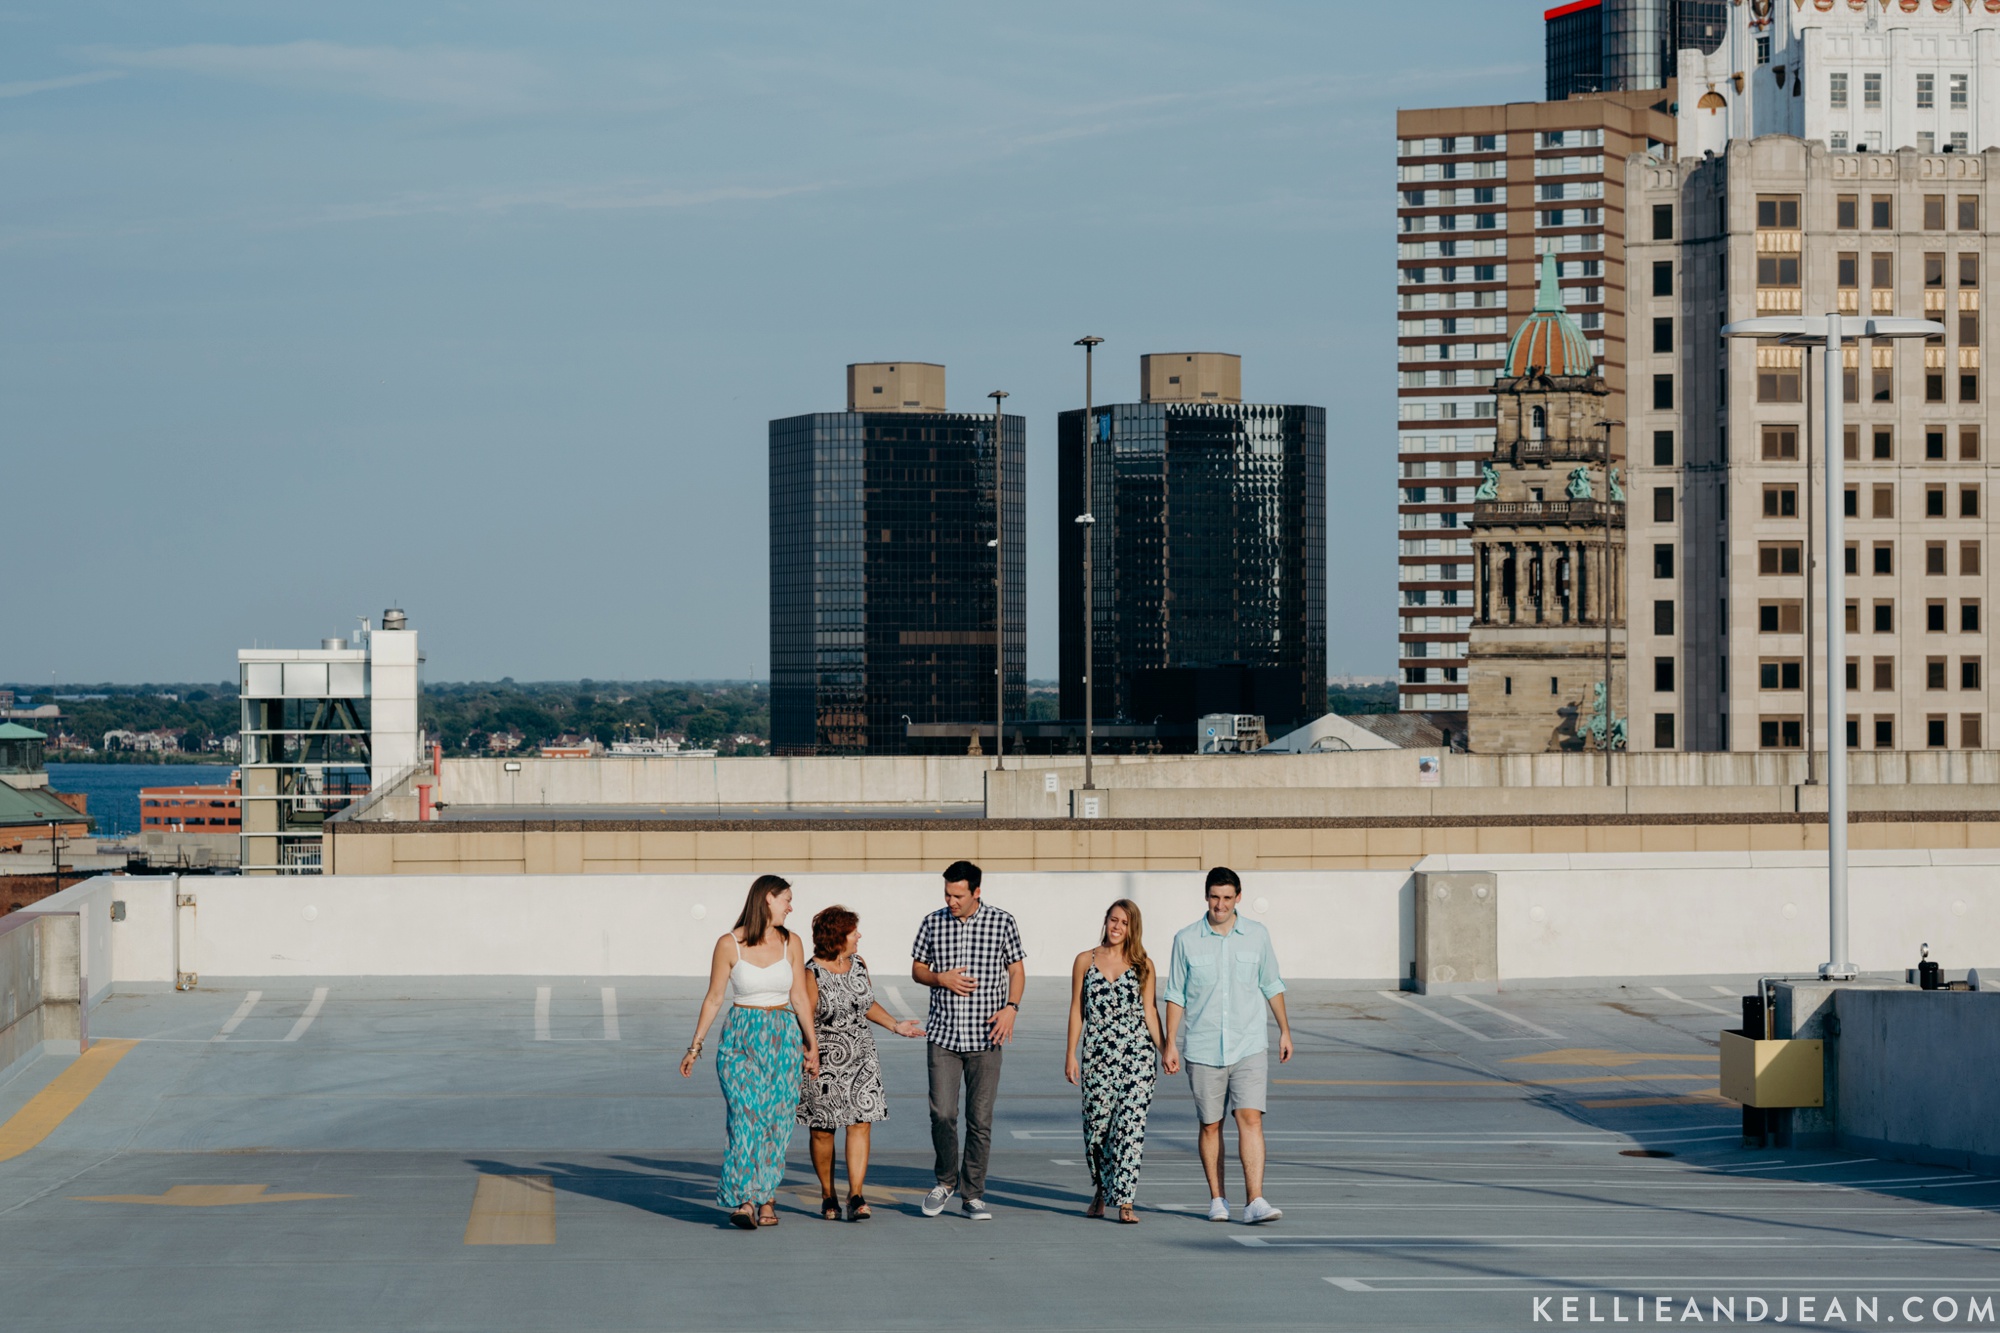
[681,874,819,1229]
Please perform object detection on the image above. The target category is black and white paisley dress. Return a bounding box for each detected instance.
[1080,962,1159,1206]
[798,957,888,1129]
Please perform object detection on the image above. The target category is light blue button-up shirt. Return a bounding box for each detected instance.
[1163,914,1286,1068]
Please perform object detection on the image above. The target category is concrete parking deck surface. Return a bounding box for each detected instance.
[2,980,1995,1332]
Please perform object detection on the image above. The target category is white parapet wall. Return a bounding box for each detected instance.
[26,851,2000,989]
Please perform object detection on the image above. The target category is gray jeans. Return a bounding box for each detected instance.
[927,1043,1003,1200]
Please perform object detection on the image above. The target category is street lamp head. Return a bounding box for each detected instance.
[1075,335,1104,348]
[986,539,999,548]
[988,389,1009,403]
[1073,513,1095,525]
[1721,315,1946,343]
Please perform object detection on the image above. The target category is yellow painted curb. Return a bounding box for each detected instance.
[0,1039,138,1163]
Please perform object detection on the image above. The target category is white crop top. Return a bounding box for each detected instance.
[730,937,794,1008]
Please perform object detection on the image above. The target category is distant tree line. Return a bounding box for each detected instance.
[1328,681,1397,715]
[16,680,772,761]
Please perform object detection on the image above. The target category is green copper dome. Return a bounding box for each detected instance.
[1503,252,1595,379]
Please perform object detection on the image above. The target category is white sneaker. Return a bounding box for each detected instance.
[962,1197,993,1221]
[1206,1196,1231,1222]
[1243,1197,1283,1225]
[921,1184,955,1217]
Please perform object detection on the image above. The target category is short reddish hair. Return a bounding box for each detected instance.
[812,905,860,960]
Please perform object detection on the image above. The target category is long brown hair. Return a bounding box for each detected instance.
[733,874,792,946]
[1100,898,1151,984]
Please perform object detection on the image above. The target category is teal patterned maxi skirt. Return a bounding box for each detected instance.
[716,1005,804,1207]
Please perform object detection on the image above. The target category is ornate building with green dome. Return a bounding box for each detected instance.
[1467,254,1628,754]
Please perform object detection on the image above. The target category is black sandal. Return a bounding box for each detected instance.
[847,1194,871,1221]
[728,1205,757,1230]
[820,1195,841,1221]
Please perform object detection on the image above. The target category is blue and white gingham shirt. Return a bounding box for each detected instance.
[911,901,1026,1053]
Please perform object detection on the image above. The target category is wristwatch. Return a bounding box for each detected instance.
[1003,1001,1020,1011]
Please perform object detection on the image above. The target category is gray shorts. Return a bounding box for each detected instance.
[1186,1050,1268,1123]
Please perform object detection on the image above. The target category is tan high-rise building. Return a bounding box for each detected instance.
[846,362,946,413]
[1626,137,1999,754]
[1140,353,1242,404]
[1395,93,1673,719]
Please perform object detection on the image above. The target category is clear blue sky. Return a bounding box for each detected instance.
[2,2,1541,685]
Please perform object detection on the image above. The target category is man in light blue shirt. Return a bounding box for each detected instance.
[1163,866,1292,1225]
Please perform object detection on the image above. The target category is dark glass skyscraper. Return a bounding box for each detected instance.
[1546,0,1727,102]
[1057,356,1325,740]
[770,364,1024,755]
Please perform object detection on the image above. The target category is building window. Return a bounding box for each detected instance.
[1874,543,1894,575]
[1845,486,1858,518]
[1654,658,1675,692]
[1654,544,1674,578]
[1863,73,1882,110]
[1761,426,1799,461]
[1873,485,1895,519]
[1763,486,1799,518]
[1960,196,1981,232]
[1837,195,1858,229]
[1928,716,1948,749]
[1653,318,1673,354]
[1830,73,1849,109]
[1875,716,1895,749]
[1846,544,1860,576]
[1654,714,1676,749]
[1928,658,1949,691]
[1504,676,1512,695]
[1759,660,1803,691]
[1874,658,1895,692]
[1882,601,1902,633]
[1874,429,1894,461]
[1964,658,1983,691]
[1759,602,1803,634]
[1918,75,1936,111]
[1964,600,1982,633]
[1927,428,1946,461]
[1653,487,1673,523]
[1872,195,1893,229]
[1964,427,1983,460]
[1927,485,1947,518]
[1964,541,1983,576]
[1927,251,1947,287]
[1653,375,1674,410]
[1550,676,1560,696]
[1756,197,1801,230]
[1964,485,1982,518]
[1758,543,1803,576]
[1760,718,1803,750]
[1654,601,1675,635]
[1951,73,1969,109]
[1928,542,1948,575]
[1927,600,1947,631]
[1652,204,1673,241]
[1757,253,1801,287]
[1966,716,1984,749]
[1653,430,1674,466]
[1653,262,1673,297]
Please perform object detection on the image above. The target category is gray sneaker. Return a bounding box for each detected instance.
[962,1197,993,1221]
[921,1184,955,1217]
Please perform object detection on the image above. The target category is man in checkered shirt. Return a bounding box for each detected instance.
[910,859,1025,1221]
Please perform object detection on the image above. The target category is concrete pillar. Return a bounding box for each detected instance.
[1413,870,1499,995]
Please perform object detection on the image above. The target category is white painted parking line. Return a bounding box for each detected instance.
[283,988,329,1042]
[1452,994,1562,1040]
[1721,1158,1875,1174]
[1239,1235,2000,1251]
[1376,991,1491,1042]
[212,991,262,1042]
[1322,1276,2000,1293]
[600,987,621,1042]
[1710,985,1741,998]
[534,987,552,1042]
[1650,987,1737,1016]
[880,984,918,1021]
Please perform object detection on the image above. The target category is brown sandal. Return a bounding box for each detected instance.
[1117,1204,1138,1224]
[728,1205,757,1230]
[847,1194,871,1221]
[757,1204,779,1227]
[1084,1191,1105,1219]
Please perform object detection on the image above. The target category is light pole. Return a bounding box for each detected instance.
[989,389,1010,771]
[1722,313,1941,979]
[1074,336,1103,790]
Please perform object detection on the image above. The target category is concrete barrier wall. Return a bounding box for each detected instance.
[0,907,89,1085]
[439,755,1002,809]
[988,751,2000,818]
[64,871,1413,986]
[41,850,2000,991]
[1832,988,2000,1176]
[1412,851,2000,982]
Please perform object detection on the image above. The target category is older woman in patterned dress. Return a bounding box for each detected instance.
[800,905,925,1221]
[1064,899,1166,1224]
